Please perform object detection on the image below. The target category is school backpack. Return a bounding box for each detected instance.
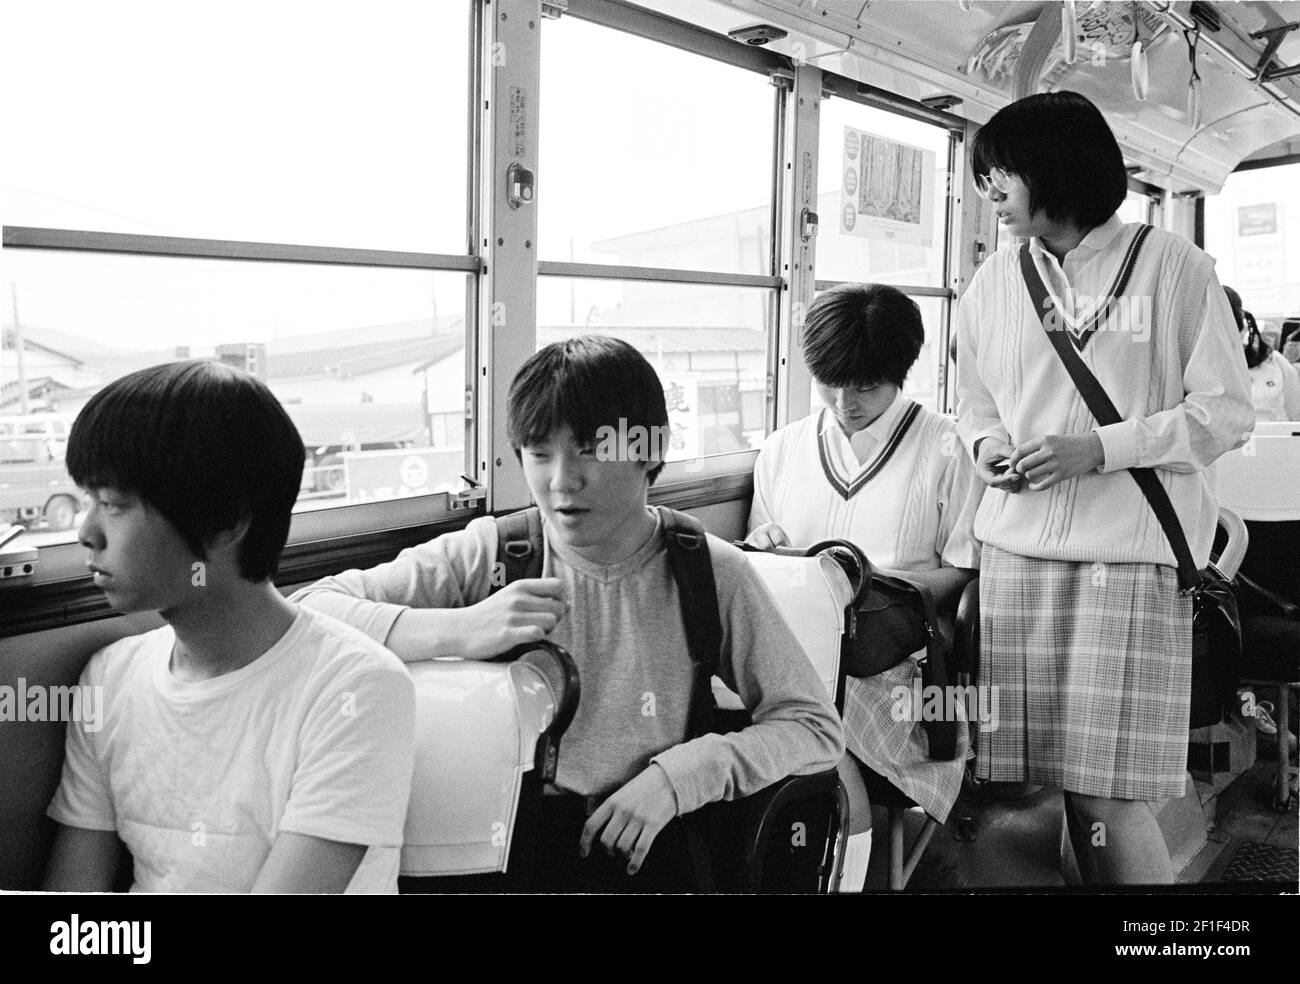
[492,505,846,893]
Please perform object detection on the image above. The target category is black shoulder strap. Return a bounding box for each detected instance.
[1018,231,1200,593]
[495,505,724,737]
[492,507,544,593]
[660,507,723,740]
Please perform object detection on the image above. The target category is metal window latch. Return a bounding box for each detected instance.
[507,163,535,209]
[0,526,37,582]
[801,208,819,242]
[450,474,487,510]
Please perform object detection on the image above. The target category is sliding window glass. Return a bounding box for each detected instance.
[1203,161,1300,328]
[537,12,779,469]
[2,1,474,552]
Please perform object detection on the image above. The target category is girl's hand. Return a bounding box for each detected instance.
[1008,433,1105,491]
[975,438,1024,492]
[745,523,790,550]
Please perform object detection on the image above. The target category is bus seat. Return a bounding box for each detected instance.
[741,549,853,705]
[399,641,579,889]
[1216,433,1300,522]
[0,613,160,890]
[726,545,864,890]
[1248,420,1300,439]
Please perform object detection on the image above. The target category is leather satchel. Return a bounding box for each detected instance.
[1019,237,1242,729]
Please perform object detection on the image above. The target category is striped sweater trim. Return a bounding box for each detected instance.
[1067,224,1152,352]
[816,401,922,500]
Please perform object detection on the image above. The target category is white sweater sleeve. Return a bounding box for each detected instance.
[955,275,1011,460]
[1094,278,1254,473]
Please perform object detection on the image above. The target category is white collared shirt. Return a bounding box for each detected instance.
[1027,213,1127,330]
[818,390,908,470]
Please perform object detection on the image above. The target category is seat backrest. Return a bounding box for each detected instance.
[740,551,854,708]
[0,613,160,890]
[1250,420,1300,438]
[400,643,577,879]
[1216,434,1300,522]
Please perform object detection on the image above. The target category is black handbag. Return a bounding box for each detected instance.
[1019,240,1242,729]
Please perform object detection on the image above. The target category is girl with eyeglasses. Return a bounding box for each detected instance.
[955,91,1254,885]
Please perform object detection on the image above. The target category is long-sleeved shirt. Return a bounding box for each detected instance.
[956,215,1255,568]
[290,506,845,815]
[1249,350,1300,422]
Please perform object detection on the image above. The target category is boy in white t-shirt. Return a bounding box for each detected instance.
[44,360,415,893]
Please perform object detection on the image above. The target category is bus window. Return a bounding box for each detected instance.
[813,94,954,413]
[1117,187,1153,225]
[3,1,470,253]
[1204,161,1300,328]
[805,294,946,417]
[538,15,774,275]
[537,279,772,459]
[2,1,476,558]
[536,12,780,473]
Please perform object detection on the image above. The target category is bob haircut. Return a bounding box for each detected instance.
[67,359,304,582]
[971,90,1128,231]
[507,335,670,484]
[803,283,924,389]
[1225,285,1273,369]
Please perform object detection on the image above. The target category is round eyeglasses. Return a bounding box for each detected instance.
[973,166,1014,199]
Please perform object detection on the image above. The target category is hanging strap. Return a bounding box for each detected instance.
[1017,231,1201,594]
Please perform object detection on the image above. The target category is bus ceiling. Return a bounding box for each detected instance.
[626,0,1300,193]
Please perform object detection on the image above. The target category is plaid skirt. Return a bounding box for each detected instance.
[975,545,1193,800]
[843,657,971,824]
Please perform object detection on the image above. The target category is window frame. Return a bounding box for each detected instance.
[527,0,789,507]
[0,2,484,625]
[0,0,975,635]
[798,74,963,417]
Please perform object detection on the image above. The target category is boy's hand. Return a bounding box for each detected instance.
[975,437,1024,492]
[746,523,790,550]
[457,578,567,659]
[580,765,679,875]
[1008,433,1104,492]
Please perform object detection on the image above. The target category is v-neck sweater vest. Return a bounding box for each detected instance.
[955,222,1255,569]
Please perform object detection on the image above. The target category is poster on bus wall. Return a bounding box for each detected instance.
[840,127,935,247]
